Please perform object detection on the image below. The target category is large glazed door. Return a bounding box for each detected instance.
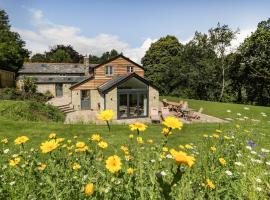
[55,83,63,97]
[81,90,90,110]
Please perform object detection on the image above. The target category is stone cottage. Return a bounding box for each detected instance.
[17,55,159,121]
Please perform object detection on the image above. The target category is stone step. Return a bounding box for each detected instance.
[57,104,72,109]
[62,109,75,114]
[60,107,74,112]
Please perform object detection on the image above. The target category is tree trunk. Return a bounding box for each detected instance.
[218,57,225,102]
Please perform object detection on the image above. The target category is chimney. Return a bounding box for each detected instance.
[83,54,90,76]
[83,54,89,66]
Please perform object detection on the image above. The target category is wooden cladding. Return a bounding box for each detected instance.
[74,57,144,90]
[94,57,144,78]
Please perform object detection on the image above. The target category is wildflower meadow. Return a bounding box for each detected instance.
[0,110,270,199]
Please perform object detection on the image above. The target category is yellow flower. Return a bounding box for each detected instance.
[14,136,29,145]
[120,146,128,152]
[129,122,147,132]
[75,142,88,152]
[72,162,81,170]
[105,155,122,173]
[56,138,65,143]
[1,138,8,144]
[179,145,185,149]
[136,137,143,144]
[162,116,183,130]
[9,157,21,167]
[219,158,226,166]
[170,149,195,167]
[206,179,215,189]
[210,146,217,152]
[213,134,219,138]
[129,134,134,139]
[203,134,208,138]
[224,136,230,140]
[49,133,56,139]
[147,139,153,144]
[127,167,135,174]
[162,147,168,152]
[162,127,172,136]
[98,141,108,149]
[98,109,114,121]
[216,129,222,133]
[84,183,94,196]
[40,140,59,153]
[91,134,102,142]
[37,163,46,171]
[125,155,133,161]
[185,144,193,149]
[236,124,240,128]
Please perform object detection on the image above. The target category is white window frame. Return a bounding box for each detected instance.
[127,66,134,73]
[105,66,113,76]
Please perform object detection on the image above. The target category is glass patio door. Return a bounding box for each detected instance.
[117,90,148,119]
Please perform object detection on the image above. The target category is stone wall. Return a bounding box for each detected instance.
[90,89,102,110]
[71,90,81,110]
[148,86,159,114]
[0,69,15,88]
[37,84,56,96]
[63,84,72,97]
[105,88,117,119]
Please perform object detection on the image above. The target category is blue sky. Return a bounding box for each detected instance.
[1,0,269,62]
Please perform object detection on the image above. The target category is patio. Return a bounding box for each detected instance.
[63,99,226,124]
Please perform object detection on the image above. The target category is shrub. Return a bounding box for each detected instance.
[0,100,65,122]
[0,88,52,103]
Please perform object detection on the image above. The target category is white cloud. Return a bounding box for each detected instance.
[230,28,255,51]
[12,9,156,63]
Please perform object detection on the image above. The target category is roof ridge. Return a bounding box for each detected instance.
[24,62,98,65]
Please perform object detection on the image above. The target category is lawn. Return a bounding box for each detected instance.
[0,99,270,199]
[1,98,270,147]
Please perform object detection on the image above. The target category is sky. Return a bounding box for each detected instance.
[0,0,269,62]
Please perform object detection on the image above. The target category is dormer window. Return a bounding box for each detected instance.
[105,66,113,76]
[127,66,134,73]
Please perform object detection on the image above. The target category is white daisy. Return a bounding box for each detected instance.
[261,148,270,153]
[225,170,233,176]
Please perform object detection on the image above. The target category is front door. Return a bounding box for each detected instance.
[55,84,63,97]
[81,90,90,110]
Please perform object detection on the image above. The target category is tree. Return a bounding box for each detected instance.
[99,49,120,63]
[142,35,183,94]
[48,49,72,63]
[45,45,83,63]
[0,9,30,70]
[238,18,270,105]
[209,23,237,101]
[31,53,47,62]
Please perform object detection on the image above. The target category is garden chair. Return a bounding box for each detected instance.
[150,108,160,123]
[187,107,203,120]
[161,107,172,120]
[162,99,168,107]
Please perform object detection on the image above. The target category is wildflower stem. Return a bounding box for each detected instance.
[106,120,111,133]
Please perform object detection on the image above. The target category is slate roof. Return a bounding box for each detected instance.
[17,75,87,84]
[18,63,98,74]
[98,73,154,93]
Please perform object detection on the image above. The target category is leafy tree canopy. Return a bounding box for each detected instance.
[0,9,30,70]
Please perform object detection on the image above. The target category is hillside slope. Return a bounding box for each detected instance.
[0,100,65,122]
